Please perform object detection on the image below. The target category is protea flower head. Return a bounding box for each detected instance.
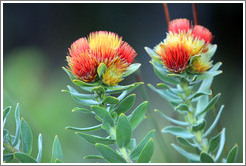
[154,18,215,74]
[66,31,137,86]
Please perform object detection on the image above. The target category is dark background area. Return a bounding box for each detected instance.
[3,3,243,163]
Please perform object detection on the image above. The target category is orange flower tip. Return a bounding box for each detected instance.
[192,25,213,43]
[169,18,191,34]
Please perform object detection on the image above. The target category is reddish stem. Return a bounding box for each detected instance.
[192,3,199,25]
[163,3,170,28]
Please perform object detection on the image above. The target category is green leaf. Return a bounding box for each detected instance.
[117,83,142,101]
[106,82,143,94]
[162,126,194,138]
[215,128,226,161]
[67,85,97,100]
[200,152,214,163]
[62,66,76,82]
[51,135,62,163]
[116,114,132,148]
[196,93,221,117]
[192,120,206,132]
[156,83,171,90]
[13,103,21,147]
[171,144,200,162]
[187,90,212,100]
[21,118,33,155]
[113,94,136,115]
[83,155,104,160]
[66,124,101,132]
[91,86,105,94]
[102,96,119,104]
[151,64,180,85]
[203,105,224,137]
[226,144,238,163]
[137,138,154,163]
[175,103,190,112]
[122,63,141,77]
[176,137,197,148]
[208,130,222,153]
[91,106,114,127]
[130,101,148,130]
[71,107,92,113]
[148,84,182,104]
[14,152,37,163]
[3,106,11,127]
[73,79,98,87]
[130,130,155,160]
[76,132,115,145]
[155,109,189,126]
[36,134,42,163]
[3,154,13,162]
[144,46,160,59]
[127,138,136,151]
[71,95,99,106]
[95,143,127,163]
[97,63,107,78]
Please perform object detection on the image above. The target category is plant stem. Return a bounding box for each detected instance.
[163,3,170,29]
[192,3,199,25]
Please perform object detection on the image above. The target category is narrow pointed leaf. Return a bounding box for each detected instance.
[73,79,98,87]
[71,95,99,106]
[171,144,200,162]
[208,131,222,153]
[130,101,148,130]
[155,109,189,126]
[116,114,132,148]
[200,152,214,163]
[66,124,101,132]
[36,134,42,163]
[97,63,107,78]
[117,83,142,101]
[14,152,37,163]
[3,106,11,127]
[83,155,104,160]
[21,118,33,155]
[203,105,224,137]
[215,128,226,161]
[113,94,136,115]
[192,120,206,132]
[175,103,190,112]
[130,130,155,160]
[162,126,194,138]
[51,136,62,163]
[76,132,115,145]
[71,107,92,113]
[137,138,154,163]
[122,63,141,77]
[13,103,21,147]
[91,106,114,127]
[95,143,127,163]
[67,85,97,100]
[197,93,221,117]
[127,138,136,151]
[91,86,105,94]
[103,96,119,104]
[227,144,238,163]
[176,137,197,148]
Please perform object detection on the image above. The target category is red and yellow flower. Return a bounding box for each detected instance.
[67,31,137,86]
[154,18,215,74]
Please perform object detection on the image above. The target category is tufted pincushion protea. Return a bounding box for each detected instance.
[66,31,137,86]
[154,18,215,73]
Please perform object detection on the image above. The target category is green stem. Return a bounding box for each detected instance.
[98,87,132,163]
[180,80,208,153]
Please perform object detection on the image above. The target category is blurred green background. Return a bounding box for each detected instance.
[3,3,243,163]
